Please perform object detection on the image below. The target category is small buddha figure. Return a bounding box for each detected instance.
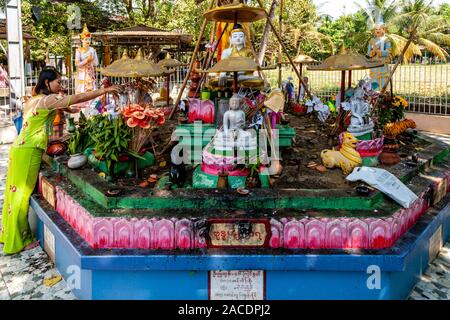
[154,87,172,107]
[368,22,391,89]
[75,24,98,95]
[213,94,257,151]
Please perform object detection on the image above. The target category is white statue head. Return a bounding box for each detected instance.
[373,24,386,38]
[229,94,241,110]
[230,25,246,49]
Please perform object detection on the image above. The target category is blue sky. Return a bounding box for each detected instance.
[313,0,449,19]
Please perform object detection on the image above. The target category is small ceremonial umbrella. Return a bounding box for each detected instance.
[101,48,165,78]
[204,0,266,23]
[307,46,383,131]
[157,53,186,108]
[199,45,259,93]
[293,53,317,102]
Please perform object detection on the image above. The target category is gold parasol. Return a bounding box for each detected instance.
[307,47,383,71]
[101,48,165,77]
[294,54,317,65]
[204,0,266,23]
[200,46,259,73]
[200,45,261,92]
[293,53,317,102]
[157,52,186,70]
[157,53,186,107]
[307,46,384,132]
[99,49,130,76]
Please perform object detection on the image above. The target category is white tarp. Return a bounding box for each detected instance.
[346,167,418,208]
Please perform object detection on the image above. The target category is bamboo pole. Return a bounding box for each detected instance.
[277,0,283,87]
[255,0,313,100]
[169,0,217,119]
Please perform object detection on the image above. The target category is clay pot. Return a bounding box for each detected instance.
[270,159,283,176]
[379,151,401,165]
[68,153,88,169]
[217,172,229,189]
[246,173,261,188]
[46,141,66,157]
[379,136,401,165]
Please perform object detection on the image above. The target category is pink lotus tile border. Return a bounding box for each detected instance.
[39,169,449,250]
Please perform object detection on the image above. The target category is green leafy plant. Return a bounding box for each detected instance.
[67,130,84,155]
[67,112,94,155]
[90,115,144,177]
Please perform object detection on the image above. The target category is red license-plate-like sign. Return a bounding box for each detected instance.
[207,219,271,248]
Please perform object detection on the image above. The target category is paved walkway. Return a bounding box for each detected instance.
[0,143,75,300]
[0,133,449,300]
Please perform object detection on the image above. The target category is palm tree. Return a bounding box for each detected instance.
[291,21,335,56]
[355,0,449,62]
[391,0,449,61]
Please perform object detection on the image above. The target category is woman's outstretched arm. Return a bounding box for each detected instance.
[43,85,121,111]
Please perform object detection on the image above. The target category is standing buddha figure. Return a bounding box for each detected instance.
[75,24,99,95]
[367,23,392,89]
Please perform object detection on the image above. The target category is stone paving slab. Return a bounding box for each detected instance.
[0,133,449,300]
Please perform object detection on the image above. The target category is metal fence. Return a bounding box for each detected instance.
[0,58,448,126]
[266,59,450,116]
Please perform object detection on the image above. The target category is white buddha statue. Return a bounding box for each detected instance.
[213,94,257,151]
[216,24,261,88]
[221,25,252,60]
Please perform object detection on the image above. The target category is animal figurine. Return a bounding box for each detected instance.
[169,150,187,189]
[321,132,362,175]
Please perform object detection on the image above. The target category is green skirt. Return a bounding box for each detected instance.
[0,147,43,254]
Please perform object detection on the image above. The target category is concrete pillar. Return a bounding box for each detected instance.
[6,0,25,101]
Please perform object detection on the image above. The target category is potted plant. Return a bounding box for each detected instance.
[246,162,262,188]
[92,115,139,179]
[67,130,88,169]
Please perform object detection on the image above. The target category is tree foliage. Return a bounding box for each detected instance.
[3,0,447,62]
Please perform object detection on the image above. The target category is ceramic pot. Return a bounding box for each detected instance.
[246,173,261,189]
[46,141,66,157]
[217,172,229,189]
[67,117,76,134]
[270,159,283,176]
[379,150,401,165]
[68,153,87,169]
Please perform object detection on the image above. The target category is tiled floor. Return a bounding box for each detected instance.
[0,133,449,300]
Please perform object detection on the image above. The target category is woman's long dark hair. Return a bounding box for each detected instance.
[34,66,61,95]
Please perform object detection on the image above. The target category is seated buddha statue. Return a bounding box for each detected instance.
[213,94,257,151]
[220,24,253,60]
[212,24,263,89]
[154,87,173,107]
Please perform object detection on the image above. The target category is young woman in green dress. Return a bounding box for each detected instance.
[0,67,121,254]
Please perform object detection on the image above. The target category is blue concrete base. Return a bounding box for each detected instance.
[30,195,450,300]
